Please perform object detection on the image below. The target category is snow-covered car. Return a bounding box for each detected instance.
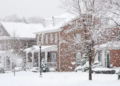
[92,68,115,74]
[30,67,39,72]
[0,67,5,73]
[12,67,22,72]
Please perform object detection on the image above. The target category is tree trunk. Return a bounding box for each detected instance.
[89,45,92,80]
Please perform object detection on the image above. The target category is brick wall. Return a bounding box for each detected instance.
[59,18,90,71]
[110,50,120,67]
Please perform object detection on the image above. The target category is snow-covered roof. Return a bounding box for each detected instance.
[34,13,76,34]
[1,21,44,38]
[24,45,57,52]
[94,41,120,50]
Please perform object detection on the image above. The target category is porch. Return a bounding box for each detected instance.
[94,41,120,68]
[24,45,58,69]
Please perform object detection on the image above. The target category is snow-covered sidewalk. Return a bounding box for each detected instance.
[0,71,119,86]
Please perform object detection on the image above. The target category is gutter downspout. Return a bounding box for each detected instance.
[59,31,61,72]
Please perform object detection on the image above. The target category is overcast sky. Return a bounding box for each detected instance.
[0,0,65,18]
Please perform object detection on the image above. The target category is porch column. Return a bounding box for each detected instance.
[101,50,105,67]
[10,57,12,70]
[32,51,34,67]
[26,51,28,69]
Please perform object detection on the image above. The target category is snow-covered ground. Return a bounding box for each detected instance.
[0,71,120,86]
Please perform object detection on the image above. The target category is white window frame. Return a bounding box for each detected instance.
[76,33,81,42]
[51,53,56,62]
[50,33,53,44]
[76,52,81,64]
[55,33,58,43]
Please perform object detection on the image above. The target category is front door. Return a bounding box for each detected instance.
[5,56,11,70]
[107,53,110,68]
[51,53,56,62]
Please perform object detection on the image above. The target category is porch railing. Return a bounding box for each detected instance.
[44,62,57,68]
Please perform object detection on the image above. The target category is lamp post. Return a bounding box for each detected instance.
[39,43,42,77]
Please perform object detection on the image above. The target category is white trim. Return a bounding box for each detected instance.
[24,45,58,53]
[34,29,62,34]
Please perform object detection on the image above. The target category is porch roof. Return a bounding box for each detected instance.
[24,45,57,53]
[94,41,120,50]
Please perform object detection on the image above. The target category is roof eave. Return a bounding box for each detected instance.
[34,28,62,34]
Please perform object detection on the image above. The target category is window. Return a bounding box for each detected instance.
[46,34,48,44]
[55,33,58,43]
[117,30,120,39]
[24,42,28,48]
[118,30,120,36]
[76,52,81,64]
[41,35,43,44]
[6,56,10,65]
[51,53,56,62]
[6,56,10,70]
[50,33,53,44]
[37,36,39,44]
[76,33,81,41]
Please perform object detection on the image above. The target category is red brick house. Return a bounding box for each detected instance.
[24,13,93,71]
[24,13,120,72]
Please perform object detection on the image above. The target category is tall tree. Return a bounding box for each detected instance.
[61,0,120,80]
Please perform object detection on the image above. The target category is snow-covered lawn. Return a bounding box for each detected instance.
[0,71,120,86]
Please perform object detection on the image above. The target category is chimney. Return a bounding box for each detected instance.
[44,18,53,27]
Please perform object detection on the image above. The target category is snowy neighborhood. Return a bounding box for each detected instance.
[0,0,120,86]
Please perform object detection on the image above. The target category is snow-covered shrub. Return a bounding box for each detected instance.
[81,53,88,66]
[41,58,49,72]
[92,61,103,68]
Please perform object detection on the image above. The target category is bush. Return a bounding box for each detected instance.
[43,67,49,72]
[0,68,5,73]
